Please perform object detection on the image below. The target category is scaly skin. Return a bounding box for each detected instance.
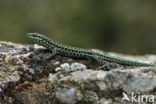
[26,33,156,67]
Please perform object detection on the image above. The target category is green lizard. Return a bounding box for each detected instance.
[26,33,156,69]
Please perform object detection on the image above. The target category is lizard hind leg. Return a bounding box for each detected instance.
[92,55,111,71]
[96,61,111,71]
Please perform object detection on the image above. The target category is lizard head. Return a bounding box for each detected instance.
[26,33,57,49]
[26,33,48,44]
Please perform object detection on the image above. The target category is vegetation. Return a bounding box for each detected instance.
[0,0,156,54]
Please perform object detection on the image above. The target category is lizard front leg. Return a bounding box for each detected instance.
[49,47,57,57]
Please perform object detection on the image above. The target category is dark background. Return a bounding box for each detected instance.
[0,0,156,55]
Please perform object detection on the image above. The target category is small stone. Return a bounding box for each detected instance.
[60,63,70,71]
[34,44,44,49]
[56,88,76,103]
[48,73,58,83]
[55,67,62,72]
[53,61,60,65]
[71,63,86,70]
[96,81,107,91]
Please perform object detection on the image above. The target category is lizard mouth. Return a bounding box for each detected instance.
[26,33,39,38]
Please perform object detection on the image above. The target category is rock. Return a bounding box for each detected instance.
[55,63,87,72]
[56,88,76,104]
[0,41,156,104]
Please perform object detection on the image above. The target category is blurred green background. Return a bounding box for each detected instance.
[0,0,156,55]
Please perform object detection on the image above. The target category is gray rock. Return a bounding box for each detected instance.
[56,88,76,104]
[1,41,156,104]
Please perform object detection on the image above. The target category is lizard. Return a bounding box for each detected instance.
[26,33,156,69]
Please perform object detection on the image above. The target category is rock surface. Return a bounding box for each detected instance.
[0,41,156,104]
